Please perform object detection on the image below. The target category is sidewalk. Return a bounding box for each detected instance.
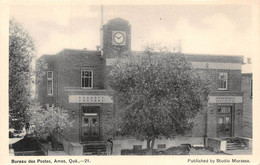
[9,137,24,145]
[40,143,69,155]
[224,149,252,155]
[9,149,15,156]
[48,150,69,155]
[189,147,252,155]
[189,148,226,155]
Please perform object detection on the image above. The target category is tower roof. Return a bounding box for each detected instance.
[105,17,130,27]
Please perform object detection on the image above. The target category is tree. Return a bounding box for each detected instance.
[27,103,74,139]
[109,48,212,152]
[34,57,48,85]
[9,18,35,129]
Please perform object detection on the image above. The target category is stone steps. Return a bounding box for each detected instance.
[82,141,107,155]
[225,138,248,150]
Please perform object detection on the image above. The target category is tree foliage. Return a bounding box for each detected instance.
[34,57,48,85]
[109,49,212,150]
[9,18,35,129]
[27,103,74,138]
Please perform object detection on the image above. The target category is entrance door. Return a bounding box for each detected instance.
[81,106,100,142]
[217,106,232,137]
[82,115,100,141]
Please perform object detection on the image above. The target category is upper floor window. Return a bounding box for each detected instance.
[218,72,228,90]
[82,70,93,88]
[47,71,53,95]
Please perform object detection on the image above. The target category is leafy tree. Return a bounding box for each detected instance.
[34,57,48,85]
[109,48,212,152]
[27,103,74,139]
[9,18,35,129]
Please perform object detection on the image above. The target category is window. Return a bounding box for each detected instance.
[82,106,99,114]
[217,106,231,113]
[218,72,228,90]
[81,70,93,88]
[47,71,53,95]
[157,144,166,149]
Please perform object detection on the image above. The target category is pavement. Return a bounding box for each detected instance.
[9,149,15,156]
[224,149,252,155]
[189,147,252,155]
[9,137,24,145]
[40,142,69,155]
[47,150,69,155]
[9,135,251,156]
[189,148,226,155]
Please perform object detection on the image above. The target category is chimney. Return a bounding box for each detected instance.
[96,46,100,51]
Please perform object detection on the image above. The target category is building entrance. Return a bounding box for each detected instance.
[217,106,232,137]
[81,106,100,142]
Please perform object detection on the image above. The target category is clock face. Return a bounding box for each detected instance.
[112,31,126,45]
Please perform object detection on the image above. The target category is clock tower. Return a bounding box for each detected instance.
[101,18,131,58]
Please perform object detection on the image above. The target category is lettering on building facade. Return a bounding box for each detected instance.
[208,96,243,103]
[69,95,113,103]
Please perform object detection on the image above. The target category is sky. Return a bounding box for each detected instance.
[9,3,257,60]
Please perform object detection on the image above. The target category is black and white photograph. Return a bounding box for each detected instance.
[1,0,259,164]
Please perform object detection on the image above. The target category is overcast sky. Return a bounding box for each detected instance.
[10,4,255,59]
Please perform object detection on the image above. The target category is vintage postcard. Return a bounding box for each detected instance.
[0,0,259,165]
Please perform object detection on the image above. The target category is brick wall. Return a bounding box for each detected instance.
[187,67,242,138]
[204,102,243,138]
[241,74,252,138]
[233,103,243,137]
[56,51,104,90]
[206,103,218,137]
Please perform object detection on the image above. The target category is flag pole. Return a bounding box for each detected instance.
[100,5,104,57]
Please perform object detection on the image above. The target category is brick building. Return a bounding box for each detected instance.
[36,18,249,155]
[241,62,252,138]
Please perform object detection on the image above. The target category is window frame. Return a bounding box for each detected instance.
[81,70,93,89]
[47,71,53,95]
[218,72,228,90]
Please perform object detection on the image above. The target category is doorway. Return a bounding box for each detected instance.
[217,106,232,137]
[81,106,100,142]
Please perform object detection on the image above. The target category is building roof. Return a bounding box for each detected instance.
[131,51,243,63]
[184,53,243,63]
[36,54,55,62]
[242,63,252,73]
[38,48,243,65]
[57,48,101,56]
[36,48,101,61]
[105,17,130,27]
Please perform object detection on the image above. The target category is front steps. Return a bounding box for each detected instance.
[223,137,248,150]
[82,141,107,155]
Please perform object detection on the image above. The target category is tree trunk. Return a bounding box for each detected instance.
[146,137,155,155]
[146,139,151,150]
[150,138,155,150]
